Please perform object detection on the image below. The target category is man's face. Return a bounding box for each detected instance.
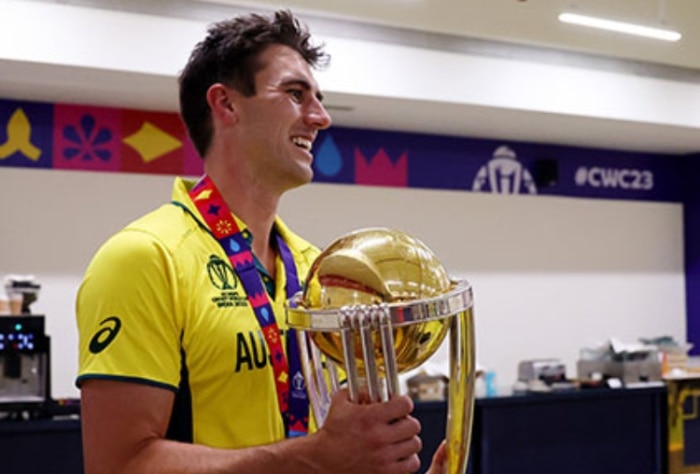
[233,44,332,192]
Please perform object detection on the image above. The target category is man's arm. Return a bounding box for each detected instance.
[81,379,266,473]
[81,379,424,474]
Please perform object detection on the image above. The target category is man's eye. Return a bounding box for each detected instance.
[289,89,303,102]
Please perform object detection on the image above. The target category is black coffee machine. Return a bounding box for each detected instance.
[0,316,51,419]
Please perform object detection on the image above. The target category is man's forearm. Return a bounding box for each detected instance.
[108,435,322,474]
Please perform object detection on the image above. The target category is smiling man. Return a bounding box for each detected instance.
[76,10,446,474]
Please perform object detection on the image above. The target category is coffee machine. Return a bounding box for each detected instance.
[0,316,51,418]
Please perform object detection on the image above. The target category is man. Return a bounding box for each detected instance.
[77,10,446,473]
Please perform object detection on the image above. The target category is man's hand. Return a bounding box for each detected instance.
[313,389,423,473]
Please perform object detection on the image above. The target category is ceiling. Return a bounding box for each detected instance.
[207,0,700,70]
[200,0,700,154]
[2,0,699,154]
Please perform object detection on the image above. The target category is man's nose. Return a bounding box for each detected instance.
[305,98,332,130]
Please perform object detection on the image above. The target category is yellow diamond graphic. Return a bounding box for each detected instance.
[278,372,288,384]
[193,189,212,201]
[123,122,182,163]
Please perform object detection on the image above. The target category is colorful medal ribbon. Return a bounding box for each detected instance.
[189,175,308,438]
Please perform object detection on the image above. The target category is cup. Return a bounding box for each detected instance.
[287,228,476,474]
[0,294,9,315]
[8,292,23,314]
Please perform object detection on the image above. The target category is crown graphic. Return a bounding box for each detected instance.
[249,291,269,308]
[230,252,254,269]
[288,420,307,432]
[355,148,408,187]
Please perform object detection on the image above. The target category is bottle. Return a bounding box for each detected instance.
[485,370,497,397]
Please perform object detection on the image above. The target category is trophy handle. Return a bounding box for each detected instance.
[446,304,476,474]
[297,329,334,425]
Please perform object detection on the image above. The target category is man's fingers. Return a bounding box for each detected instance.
[370,394,414,422]
[426,439,448,474]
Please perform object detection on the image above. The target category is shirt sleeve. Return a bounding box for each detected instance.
[76,228,183,391]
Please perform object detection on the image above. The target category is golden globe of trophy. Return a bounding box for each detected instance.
[287,227,475,473]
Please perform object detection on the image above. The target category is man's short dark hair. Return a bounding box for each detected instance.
[178,10,329,157]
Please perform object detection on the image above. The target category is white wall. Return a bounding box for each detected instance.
[0,166,686,397]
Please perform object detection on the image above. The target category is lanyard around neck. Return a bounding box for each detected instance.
[189,175,308,437]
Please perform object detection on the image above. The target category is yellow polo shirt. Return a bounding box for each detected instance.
[76,177,319,448]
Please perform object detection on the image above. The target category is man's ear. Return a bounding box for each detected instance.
[206,83,237,123]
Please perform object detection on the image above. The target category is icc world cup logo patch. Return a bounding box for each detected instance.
[207,254,248,308]
[207,254,237,290]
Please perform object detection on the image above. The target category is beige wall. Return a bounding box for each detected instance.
[0,166,686,397]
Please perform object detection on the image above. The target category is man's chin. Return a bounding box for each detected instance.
[282,168,313,192]
[299,163,314,183]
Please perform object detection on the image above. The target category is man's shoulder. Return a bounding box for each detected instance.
[274,217,320,264]
[93,203,198,265]
[125,202,195,242]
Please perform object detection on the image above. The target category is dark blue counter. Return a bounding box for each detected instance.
[0,386,667,474]
[0,416,83,473]
[414,385,667,474]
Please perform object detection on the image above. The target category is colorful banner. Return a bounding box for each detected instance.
[312,128,685,202]
[0,99,204,177]
[0,97,688,203]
